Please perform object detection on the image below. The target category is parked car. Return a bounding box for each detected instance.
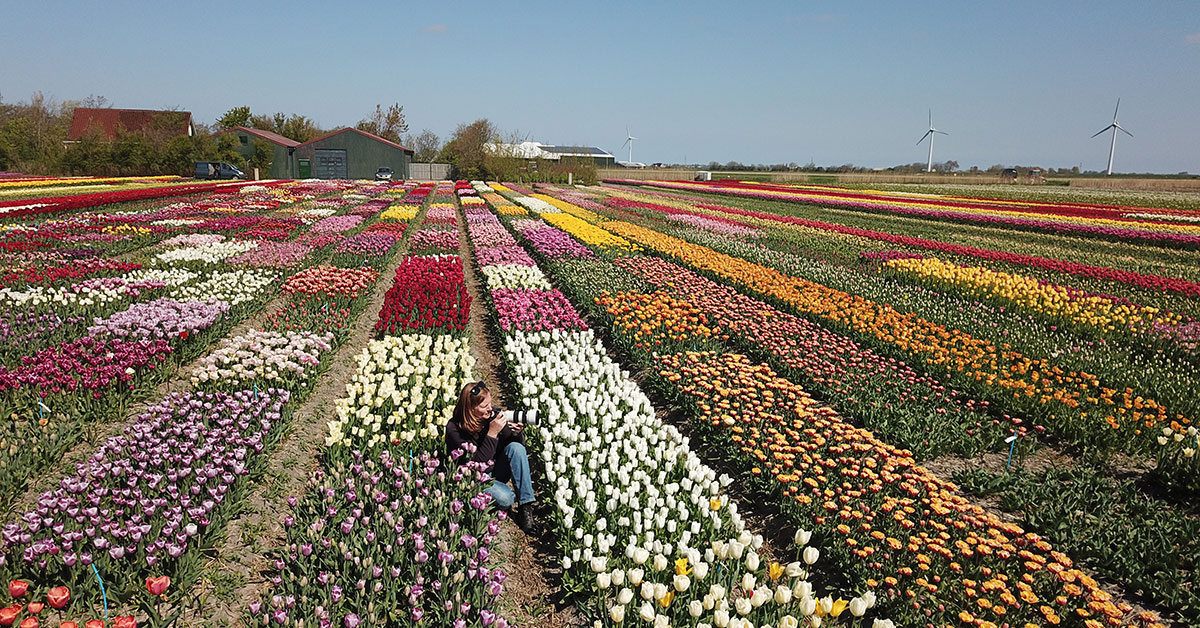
[194,161,246,180]
[375,167,394,181]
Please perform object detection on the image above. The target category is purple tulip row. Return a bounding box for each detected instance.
[333,232,398,257]
[510,220,597,260]
[86,298,230,341]
[229,241,315,268]
[0,388,290,598]
[257,448,509,628]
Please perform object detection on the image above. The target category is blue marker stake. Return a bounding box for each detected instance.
[1004,434,1019,470]
[38,397,46,420]
[91,563,109,622]
[254,382,258,401]
[409,449,413,474]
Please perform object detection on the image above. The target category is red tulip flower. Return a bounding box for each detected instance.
[59,623,78,628]
[7,582,27,598]
[23,605,40,617]
[113,618,136,628]
[18,618,37,628]
[45,589,69,610]
[84,621,104,628]
[145,576,169,596]
[0,605,20,627]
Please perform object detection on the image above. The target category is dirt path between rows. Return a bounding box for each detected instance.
[178,244,413,627]
[456,204,584,628]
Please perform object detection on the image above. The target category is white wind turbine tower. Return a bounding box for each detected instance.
[916,110,948,173]
[621,127,637,164]
[1092,99,1132,176]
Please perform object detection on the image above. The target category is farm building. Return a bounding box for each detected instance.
[215,126,300,179]
[292,127,413,179]
[65,108,194,144]
[485,141,615,166]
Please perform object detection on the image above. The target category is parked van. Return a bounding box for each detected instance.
[195,161,246,180]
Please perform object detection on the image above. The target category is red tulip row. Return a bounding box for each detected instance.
[374,255,471,336]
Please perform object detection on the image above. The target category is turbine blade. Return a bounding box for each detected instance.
[928,109,932,127]
[1091,126,1111,138]
[1118,125,1133,137]
[917,131,932,145]
[1113,98,1120,121]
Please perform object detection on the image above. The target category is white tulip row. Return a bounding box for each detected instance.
[471,181,494,194]
[512,195,561,215]
[189,329,334,387]
[325,334,476,450]
[480,263,553,291]
[0,280,161,308]
[501,330,884,627]
[170,269,278,306]
[156,239,259,265]
[125,268,201,288]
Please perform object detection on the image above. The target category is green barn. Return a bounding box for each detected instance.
[293,127,413,179]
[217,126,300,179]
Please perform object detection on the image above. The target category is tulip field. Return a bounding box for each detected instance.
[0,173,1196,628]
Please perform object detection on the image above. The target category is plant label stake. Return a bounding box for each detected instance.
[91,563,109,622]
[1004,434,1019,470]
[409,449,413,474]
[254,382,258,401]
[38,397,48,420]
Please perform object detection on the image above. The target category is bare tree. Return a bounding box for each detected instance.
[356,103,408,143]
[406,129,441,162]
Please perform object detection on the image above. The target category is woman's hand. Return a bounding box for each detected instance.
[509,422,524,434]
[487,411,508,437]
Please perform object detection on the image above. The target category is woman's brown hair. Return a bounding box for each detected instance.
[453,381,491,433]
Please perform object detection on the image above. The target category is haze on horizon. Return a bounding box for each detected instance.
[2,0,1197,174]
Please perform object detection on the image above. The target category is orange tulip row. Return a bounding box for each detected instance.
[655,350,1153,628]
[603,220,1189,454]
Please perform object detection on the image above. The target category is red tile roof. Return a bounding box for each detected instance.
[67,108,193,141]
[216,126,301,147]
[298,127,413,153]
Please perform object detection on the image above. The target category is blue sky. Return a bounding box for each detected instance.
[3,1,1198,173]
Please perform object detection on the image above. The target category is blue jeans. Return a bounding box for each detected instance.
[485,442,535,509]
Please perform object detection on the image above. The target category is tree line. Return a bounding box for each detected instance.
[0,92,592,183]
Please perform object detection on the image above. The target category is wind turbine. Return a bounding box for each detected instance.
[621,126,637,165]
[916,110,947,173]
[1092,99,1132,176]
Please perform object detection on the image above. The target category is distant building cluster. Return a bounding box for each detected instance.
[485,141,615,167]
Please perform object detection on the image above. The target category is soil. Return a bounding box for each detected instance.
[456,205,585,627]
[179,246,410,627]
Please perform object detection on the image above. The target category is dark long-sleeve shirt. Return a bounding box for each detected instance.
[445,417,526,465]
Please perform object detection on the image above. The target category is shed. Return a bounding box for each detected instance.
[215,126,301,179]
[292,127,413,179]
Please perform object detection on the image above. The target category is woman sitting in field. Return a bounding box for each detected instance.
[446,380,537,532]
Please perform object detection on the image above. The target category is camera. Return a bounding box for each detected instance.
[495,408,540,427]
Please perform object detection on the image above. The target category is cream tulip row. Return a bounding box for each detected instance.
[155,239,259,264]
[480,263,553,291]
[325,333,476,450]
[169,269,279,307]
[512,195,561,215]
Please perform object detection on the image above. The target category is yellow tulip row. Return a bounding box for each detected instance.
[542,212,642,253]
[531,193,604,223]
[884,256,1184,336]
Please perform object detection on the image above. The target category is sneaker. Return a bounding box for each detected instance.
[513,503,539,533]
